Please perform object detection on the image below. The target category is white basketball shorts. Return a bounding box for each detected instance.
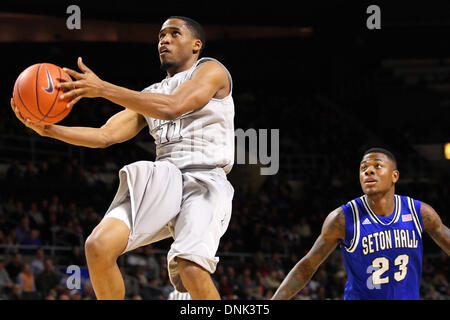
[102,160,234,292]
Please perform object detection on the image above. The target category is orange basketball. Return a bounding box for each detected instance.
[12,63,73,124]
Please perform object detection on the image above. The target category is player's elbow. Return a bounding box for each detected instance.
[97,130,115,148]
[162,103,182,120]
[160,95,196,120]
[162,109,178,121]
[98,138,112,149]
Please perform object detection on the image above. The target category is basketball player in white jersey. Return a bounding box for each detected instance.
[10,16,234,300]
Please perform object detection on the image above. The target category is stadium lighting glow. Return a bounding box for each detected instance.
[445,143,450,160]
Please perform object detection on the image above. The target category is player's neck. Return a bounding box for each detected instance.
[365,189,396,217]
[166,56,199,77]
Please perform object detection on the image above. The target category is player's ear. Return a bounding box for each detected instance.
[392,169,399,184]
[192,39,202,55]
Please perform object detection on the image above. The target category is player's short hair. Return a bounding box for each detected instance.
[363,147,397,169]
[168,16,206,55]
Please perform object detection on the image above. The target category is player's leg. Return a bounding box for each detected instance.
[168,169,234,300]
[85,160,183,300]
[176,257,220,300]
[84,211,130,300]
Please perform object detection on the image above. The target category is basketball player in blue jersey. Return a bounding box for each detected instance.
[11,17,235,300]
[272,148,450,300]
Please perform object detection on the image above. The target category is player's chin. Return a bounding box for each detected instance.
[160,59,176,71]
[362,185,378,195]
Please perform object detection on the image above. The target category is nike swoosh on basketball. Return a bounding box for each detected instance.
[41,67,54,94]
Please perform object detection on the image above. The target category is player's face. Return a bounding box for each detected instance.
[158,19,200,71]
[359,153,399,195]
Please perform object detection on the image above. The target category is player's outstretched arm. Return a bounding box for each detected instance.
[271,208,346,300]
[421,202,450,255]
[59,57,229,120]
[11,97,146,148]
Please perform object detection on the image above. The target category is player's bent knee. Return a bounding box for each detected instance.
[85,234,110,260]
[85,218,130,261]
[85,232,123,262]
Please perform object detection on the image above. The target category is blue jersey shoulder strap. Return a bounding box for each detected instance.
[341,200,361,253]
[404,196,423,236]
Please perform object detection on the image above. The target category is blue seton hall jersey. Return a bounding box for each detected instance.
[340,195,424,300]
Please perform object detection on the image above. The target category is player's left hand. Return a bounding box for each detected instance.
[57,57,105,108]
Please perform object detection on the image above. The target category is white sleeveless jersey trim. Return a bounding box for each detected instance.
[344,200,360,253]
[361,194,401,225]
[186,57,233,99]
[407,196,423,237]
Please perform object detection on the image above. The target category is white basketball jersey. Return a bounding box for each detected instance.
[142,57,235,174]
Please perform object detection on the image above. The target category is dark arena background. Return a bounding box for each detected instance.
[0,0,448,308]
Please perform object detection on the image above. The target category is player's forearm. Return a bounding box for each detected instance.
[42,124,110,148]
[100,82,177,120]
[272,258,318,300]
